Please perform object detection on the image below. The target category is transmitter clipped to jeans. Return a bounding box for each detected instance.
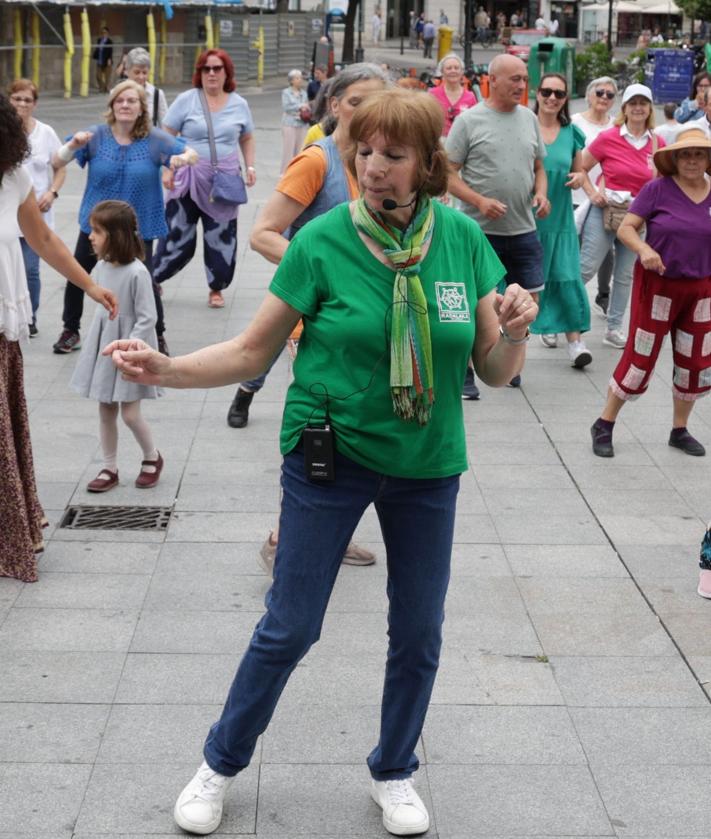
[303,424,335,482]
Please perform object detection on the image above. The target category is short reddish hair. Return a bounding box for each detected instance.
[193,49,236,92]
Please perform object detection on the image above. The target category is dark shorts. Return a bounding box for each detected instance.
[485,231,544,293]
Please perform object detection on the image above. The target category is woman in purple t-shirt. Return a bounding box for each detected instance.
[590,128,711,462]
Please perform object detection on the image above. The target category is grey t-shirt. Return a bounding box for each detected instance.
[445,102,546,236]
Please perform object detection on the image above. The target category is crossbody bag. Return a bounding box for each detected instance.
[198,89,248,208]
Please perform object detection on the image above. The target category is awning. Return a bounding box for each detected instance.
[581,0,680,11]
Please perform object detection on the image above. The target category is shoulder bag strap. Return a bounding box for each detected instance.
[153,87,160,126]
[198,88,218,168]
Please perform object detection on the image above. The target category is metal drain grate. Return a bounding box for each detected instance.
[60,506,173,531]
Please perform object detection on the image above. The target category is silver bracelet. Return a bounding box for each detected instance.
[499,325,530,345]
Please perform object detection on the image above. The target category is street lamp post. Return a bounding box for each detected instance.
[464,0,472,68]
[355,0,364,61]
[606,0,614,53]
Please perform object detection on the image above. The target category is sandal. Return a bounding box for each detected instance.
[208,290,225,308]
[135,452,164,488]
[87,469,119,493]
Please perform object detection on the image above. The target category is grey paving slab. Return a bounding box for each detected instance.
[483,487,591,517]
[473,463,577,490]
[174,482,282,514]
[114,653,238,704]
[0,651,126,703]
[427,764,611,837]
[464,421,548,444]
[0,608,138,652]
[494,513,607,545]
[97,704,220,764]
[448,543,511,578]
[0,703,109,763]
[570,464,676,491]
[153,541,270,577]
[583,487,694,517]
[617,543,699,581]
[598,514,703,546]
[640,578,711,656]
[469,442,562,467]
[0,579,23,605]
[505,544,628,578]
[277,654,394,708]
[166,511,284,543]
[38,541,161,575]
[516,577,675,656]
[13,572,150,610]
[594,765,711,837]
[422,705,585,765]
[256,764,397,835]
[0,763,92,833]
[130,610,261,654]
[550,656,707,707]
[74,762,258,834]
[571,707,711,767]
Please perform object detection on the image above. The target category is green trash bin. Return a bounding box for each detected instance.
[528,37,575,98]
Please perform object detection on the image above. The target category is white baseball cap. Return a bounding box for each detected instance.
[621,83,653,106]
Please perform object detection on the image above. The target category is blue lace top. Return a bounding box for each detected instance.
[72,125,185,239]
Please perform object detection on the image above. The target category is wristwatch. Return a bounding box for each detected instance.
[51,190,59,199]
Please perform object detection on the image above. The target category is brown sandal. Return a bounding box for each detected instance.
[135,452,164,488]
[87,469,119,493]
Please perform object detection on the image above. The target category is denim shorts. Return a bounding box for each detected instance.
[485,230,545,293]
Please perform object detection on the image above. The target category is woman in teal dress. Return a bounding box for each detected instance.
[533,73,593,369]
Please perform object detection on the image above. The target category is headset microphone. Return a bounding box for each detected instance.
[382,196,417,211]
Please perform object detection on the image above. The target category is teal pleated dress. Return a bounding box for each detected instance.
[531,123,591,335]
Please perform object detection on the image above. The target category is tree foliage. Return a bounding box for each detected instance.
[675,0,711,23]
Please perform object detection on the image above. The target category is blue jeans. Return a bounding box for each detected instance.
[20,238,40,321]
[579,205,637,332]
[203,444,460,780]
[241,346,283,392]
[485,231,544,292]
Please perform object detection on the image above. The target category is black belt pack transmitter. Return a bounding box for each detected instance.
[303,424,335,482]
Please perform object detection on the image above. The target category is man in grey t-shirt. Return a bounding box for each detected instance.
[446,54,549,392]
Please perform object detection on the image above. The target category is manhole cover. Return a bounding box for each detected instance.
[60,506,172,531]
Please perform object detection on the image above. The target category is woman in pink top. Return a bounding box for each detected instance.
[578,84,663,349]
[429,54,477,136]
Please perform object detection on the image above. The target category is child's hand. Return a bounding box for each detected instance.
[102,339,171,386]
[88,285,119,319]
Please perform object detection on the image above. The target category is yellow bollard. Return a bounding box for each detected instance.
[159,12,167,84]
[31,11,40,87]
[63,9,75,99]
[80,8,91,97]
[251,26,264,86]
[205,13,214,50]
[437,25,453,62]
[14,9,23,79]
[147,11,157,84]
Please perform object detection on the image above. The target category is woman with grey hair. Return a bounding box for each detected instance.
[124,47,167,127]
[280,69,309,172]
[429,52,477,136]
[570,75,617,321]
[228,62,389,572]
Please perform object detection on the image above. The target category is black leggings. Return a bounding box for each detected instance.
[62,231,164,336]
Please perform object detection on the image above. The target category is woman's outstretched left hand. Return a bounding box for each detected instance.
[494,283,538,338]
[102,338,172,386]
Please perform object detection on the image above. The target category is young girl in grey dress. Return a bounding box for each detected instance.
[70,200,164,492]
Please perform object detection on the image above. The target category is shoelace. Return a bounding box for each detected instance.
[193,766,230,800]
[384,779,416,806]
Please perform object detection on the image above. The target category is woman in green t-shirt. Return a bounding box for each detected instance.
[105,89,538,838]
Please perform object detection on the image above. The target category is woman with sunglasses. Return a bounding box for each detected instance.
[429,53,477,137]
[152,49,256,310]
[571,77,617,319]
[532,74,592,367]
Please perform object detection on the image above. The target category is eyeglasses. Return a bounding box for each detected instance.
[539,88,567,100]
[202,65,224,74]
[10,95,34,104]
[595,89,616,100]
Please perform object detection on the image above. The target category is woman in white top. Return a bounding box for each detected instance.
[0,93,117,583]
[8,78,65,335]
[280,69,309,173]
[571,76,617,319]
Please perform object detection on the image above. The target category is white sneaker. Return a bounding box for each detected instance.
[568,340,593,369]
[371,778,430,836]
[603,329,627,349]
[174,760,234,835]
[540,333,558,348]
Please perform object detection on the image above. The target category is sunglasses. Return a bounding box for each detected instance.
[539,87,567,100]
[595,89,616,100]
[10,95,34,104]
[202,65,224,74]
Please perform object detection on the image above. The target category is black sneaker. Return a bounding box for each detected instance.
[462,367,480,400]
[591,418,614,457]
[157,335,170,356]
[508,374,522,388]
[227,388,255,429]
[52,329,80,354]
[669,427,706,456]
[593,293,609,317]
[28,321,38,337]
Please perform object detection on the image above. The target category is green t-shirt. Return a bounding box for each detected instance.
[269,201,504,478]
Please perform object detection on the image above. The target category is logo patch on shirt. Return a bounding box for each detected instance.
[435,282,470,322]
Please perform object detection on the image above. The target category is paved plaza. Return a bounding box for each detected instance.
[2,74,711,838]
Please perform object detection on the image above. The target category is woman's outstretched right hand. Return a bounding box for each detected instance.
[102,338,172,386]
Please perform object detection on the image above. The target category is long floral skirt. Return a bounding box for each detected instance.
[0,336,46,582]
